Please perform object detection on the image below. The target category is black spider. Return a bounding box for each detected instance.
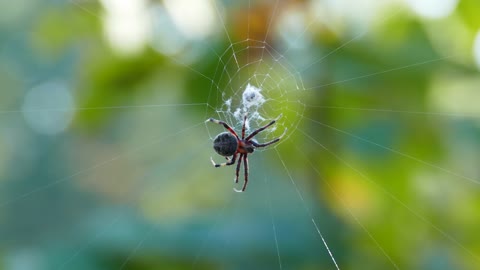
[207,115,282,192]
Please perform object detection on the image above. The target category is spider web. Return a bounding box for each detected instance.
[204,39,305,146]
[185,1,480,269]
[198,2,339,267]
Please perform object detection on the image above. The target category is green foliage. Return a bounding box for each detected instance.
[1,0,480,269]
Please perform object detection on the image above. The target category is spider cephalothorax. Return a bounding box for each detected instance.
[207,115,283,192]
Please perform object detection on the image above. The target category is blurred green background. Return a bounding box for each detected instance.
[1,0,480,269]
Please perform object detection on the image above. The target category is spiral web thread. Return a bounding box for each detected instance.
[204,39,306,147]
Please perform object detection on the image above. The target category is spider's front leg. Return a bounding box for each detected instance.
[251,138,280,148]
[251,128,287,148]
[207,118,239,139]
[211,153,238,168]
[245,120,276,141]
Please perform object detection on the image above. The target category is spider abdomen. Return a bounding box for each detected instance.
[213,132,238,156]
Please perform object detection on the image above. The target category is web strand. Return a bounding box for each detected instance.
[69,0,99,19]
[299,128,480,263]
[0,103,208,114]
[252,0,280,83]
[274,148,340,270]
[192,196,234,268]
[303,116,480,186]
[0,121,205,208]
[299,6,404,74]
[305,105,480,119]
[115,141,210,270]
[295,140,399,269]
[211,0,240,69]
[261,3,403,90]
[305,55,455,91]
[45,0,480,268]
[260,156,282,269]
[57,216,122,270]
[57,141,209,269]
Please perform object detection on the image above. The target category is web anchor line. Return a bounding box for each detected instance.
[260,155,283,269]
[299,126,480,263]
[275,148,340,270]
[295,142,400,269]
[304,116,480,186]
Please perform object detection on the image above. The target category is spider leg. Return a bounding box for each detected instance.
[241,114,247,139]
[211,153,237,167]
[234,154,243,183]
[207,118,239,139]
[234,155,249,192]
[251,138,281,148]
[251,127,286,148]
[245,119,276,141]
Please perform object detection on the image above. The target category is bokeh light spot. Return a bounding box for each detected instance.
[150,5,187,56]
[163,0,216,40]
[473,30,480,70]
[22,81,74,135]
[100,0,151,56]
[405,0,458,19]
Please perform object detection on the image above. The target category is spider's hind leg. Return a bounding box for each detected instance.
[211,153,237,168]
[234,154,243,183]
[234,155,249,192]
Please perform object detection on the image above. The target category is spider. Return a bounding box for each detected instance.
[207,114,283,192]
